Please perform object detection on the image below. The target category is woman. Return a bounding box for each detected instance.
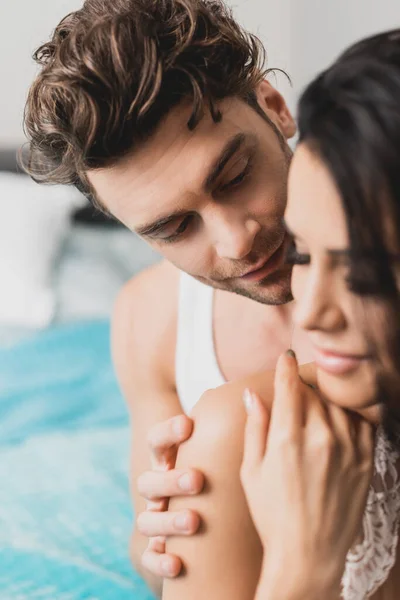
[163,29,400,600]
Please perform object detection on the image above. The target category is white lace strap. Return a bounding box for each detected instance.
[341,427,400,599]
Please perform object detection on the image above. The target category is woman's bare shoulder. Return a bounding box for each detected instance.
[195,362,317,416]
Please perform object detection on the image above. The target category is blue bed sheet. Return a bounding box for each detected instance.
[0,321,155,600]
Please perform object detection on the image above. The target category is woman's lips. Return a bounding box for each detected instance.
[240,241,286,283]
[314,347,371,375]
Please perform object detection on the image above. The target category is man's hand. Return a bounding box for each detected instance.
[136,415,204,578]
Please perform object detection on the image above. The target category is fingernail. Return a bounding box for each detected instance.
[178,473,193,492]
[243,388,254,415]
[162,557,174,575]
[174,513,190,531]
[286,349,296,358]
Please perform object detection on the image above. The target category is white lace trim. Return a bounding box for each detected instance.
[341,427,400,599]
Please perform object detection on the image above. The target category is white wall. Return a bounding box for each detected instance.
[291,0,400,104]
[1,0,399,146]
[0,0,291,146]
[0,0,82,146]
[230,0,293,111]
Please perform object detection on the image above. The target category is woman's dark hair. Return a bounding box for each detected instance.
[297,29,400,442]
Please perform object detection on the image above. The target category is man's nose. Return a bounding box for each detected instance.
[212,216,261,260]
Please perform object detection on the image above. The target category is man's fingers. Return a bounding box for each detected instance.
[145,498,167,512]
[138,468,204,501]
[147,535,166,553]
[270,350,303,439]
[242,390,270,467]
[137,509,201,537]
[148,415,193,468]
[141,543,183,578]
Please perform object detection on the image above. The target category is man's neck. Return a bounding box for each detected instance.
[261,300,295,326]
[235,293,296,330]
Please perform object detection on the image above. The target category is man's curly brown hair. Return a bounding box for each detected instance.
[22,0,271,207]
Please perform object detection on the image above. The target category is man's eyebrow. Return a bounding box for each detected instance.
[203,132,248,192]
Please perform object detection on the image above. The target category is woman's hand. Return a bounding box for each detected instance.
[240,350,375,599]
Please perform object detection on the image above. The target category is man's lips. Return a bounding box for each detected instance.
[314,346,372,375]
[239,241,286,282]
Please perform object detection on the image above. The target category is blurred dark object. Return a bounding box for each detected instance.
[0,148,120,227]
[72,204,120,226]
[0,149,21,173]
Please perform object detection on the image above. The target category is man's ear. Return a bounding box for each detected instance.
[256,80,296,140]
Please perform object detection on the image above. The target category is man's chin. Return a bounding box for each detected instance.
[192,267,293,306]
[227,269,293,305]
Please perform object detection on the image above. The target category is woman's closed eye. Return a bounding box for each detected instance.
[286,240,311,266]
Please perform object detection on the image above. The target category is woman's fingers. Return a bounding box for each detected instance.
[357,417,375,469]
[324,401,374,468]
[269,350,303,442]
[325,403,356,456]
[242,389,270,467]
[303,387,331,433]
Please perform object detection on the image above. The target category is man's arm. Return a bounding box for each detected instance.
[111,261,202,596]
[112,262,182,593]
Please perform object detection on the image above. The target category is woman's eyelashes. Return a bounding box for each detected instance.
[286,240,311,265]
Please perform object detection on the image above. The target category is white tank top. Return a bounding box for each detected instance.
[175,272,226,415]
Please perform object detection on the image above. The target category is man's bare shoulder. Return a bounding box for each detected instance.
[115,259,179,319]
[111,260,181,397]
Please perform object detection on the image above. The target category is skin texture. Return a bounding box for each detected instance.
[89,82,296,306]
[161,145,400,599]
[242,355,373,600]
[109,86,396,598]
[109,84,314,593]
[161,365,309,600]
[287,145,380,417]
[111,261,183,596]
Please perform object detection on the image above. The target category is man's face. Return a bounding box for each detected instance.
[88,88,294,305]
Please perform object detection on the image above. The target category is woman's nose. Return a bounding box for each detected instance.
[294,268,346,333]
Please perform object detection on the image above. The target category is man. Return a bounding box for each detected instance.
[23,0,313,596]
